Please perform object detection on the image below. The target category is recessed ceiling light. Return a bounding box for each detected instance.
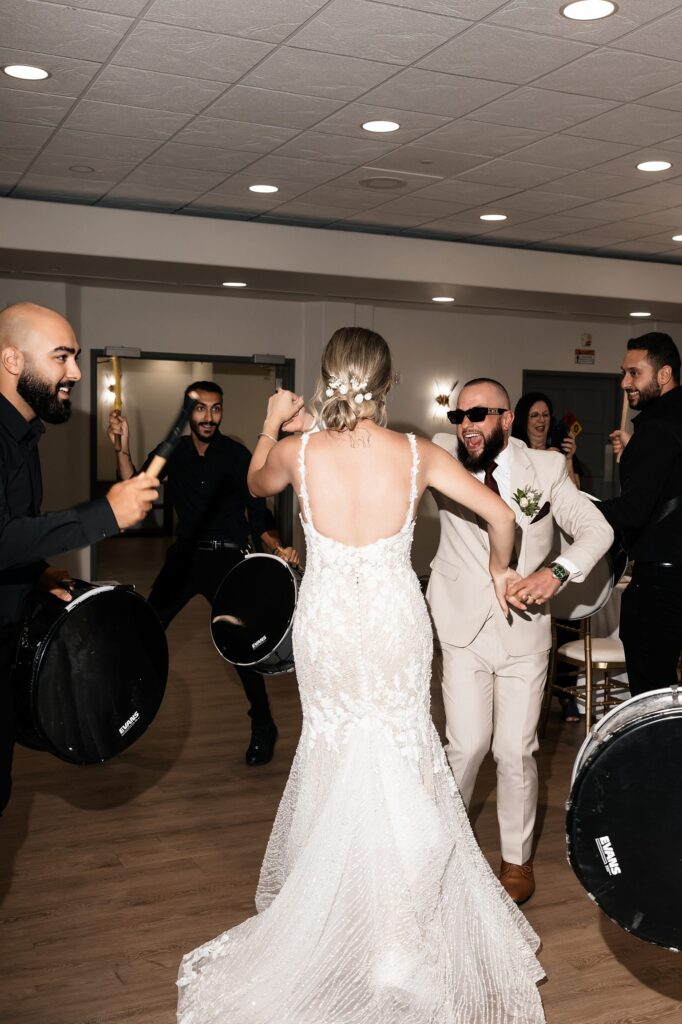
[362,120,400,133]
[249,184,278,194]
[222,281,247,288]
[2,63,50,80]
[630,311,652,318]
[480,213,507,222]
[672,234,682,242]
[69,165,94,174]
[432,296,455,303]
[359,176,406,191]
[637,160,672,172]
[560,1,617,21]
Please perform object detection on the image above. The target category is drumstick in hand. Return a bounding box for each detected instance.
[616,391,629,464]
[144,390,199,478]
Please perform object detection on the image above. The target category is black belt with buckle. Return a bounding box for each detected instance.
[196,540,244,552]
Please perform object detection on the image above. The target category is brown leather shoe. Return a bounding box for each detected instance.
[499,860,535,904]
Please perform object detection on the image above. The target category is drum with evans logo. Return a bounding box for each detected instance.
[566,687,682,950]
[12,580,168,765]
[211,553,301,675]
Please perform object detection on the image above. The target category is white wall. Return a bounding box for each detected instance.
[1,277,676,577]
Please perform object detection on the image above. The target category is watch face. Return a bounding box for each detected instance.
[552,563,569,582]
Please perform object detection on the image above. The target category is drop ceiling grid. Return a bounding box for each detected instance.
[1,0,682,261]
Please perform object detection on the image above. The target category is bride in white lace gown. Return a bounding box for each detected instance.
[177,328,545,1024]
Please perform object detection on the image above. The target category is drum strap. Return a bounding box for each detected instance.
[650,493,682,526]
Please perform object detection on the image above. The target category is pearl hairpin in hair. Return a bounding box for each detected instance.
[325,376,373,403]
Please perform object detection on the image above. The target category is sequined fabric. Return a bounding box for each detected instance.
[177,432,546,1024]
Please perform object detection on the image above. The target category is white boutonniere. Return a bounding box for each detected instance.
[512,485,542,518]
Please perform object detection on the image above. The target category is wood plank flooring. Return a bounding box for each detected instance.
[1,537,680,1023]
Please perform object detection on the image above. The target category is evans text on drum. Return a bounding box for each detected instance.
[566,687,682,950]
[12,581,168,765]
[211,553,301,675]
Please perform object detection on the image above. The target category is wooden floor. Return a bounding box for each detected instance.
[1,537,680,1024]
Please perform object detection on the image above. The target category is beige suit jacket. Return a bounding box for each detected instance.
[427,435,614,657]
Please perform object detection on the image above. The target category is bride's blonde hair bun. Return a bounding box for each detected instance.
[313,327,392,432]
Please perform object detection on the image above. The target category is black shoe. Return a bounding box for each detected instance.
[245,721,278,766]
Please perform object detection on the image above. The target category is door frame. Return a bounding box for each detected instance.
[90,349,296,573]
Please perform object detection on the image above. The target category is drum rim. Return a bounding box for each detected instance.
[210,552,301,667]
[570,685,681,786]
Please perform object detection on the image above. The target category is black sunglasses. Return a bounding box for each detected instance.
[447,406,508,425]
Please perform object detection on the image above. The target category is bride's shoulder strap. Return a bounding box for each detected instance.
[298,431,313,523]
[405,432,420,524]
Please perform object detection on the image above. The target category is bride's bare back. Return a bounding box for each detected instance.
[294,422,418,548]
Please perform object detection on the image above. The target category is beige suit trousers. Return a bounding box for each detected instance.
[441,615,550,865]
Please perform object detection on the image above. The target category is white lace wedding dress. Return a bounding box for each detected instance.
[177,432,545,1024]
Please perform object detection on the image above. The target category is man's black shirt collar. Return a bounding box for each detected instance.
[0,393,45,445]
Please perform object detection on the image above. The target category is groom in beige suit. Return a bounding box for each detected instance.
[427,377,613,903]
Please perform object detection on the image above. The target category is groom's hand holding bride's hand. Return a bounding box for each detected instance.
[492,568,527,616]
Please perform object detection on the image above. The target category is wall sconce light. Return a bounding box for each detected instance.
[433,379,458,421]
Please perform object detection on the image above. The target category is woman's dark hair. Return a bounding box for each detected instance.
[511,391,554,448]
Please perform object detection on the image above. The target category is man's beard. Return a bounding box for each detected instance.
[457,422,506,471]
[17,368,72,424]
[190,420,218,440]
[628,377,661,410]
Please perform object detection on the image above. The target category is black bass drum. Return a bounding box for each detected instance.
[12,581,168,765]
[566,687,682,950]
[211,553,301,675]
[550,494,628,620]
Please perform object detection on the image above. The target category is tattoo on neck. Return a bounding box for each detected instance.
[349,429,371,449]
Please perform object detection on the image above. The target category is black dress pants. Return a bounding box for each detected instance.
[620,563,682,697]
[147,541,272,724]
[0,624,20,815]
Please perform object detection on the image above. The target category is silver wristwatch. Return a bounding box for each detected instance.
[549,562,570,585]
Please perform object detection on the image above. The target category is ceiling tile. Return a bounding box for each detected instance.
[99,184,200,210]
[622,206,682,228]
[469,88,617,132]
[173,117,298,152]
[254,199,339,223]
[416,119,546,157]
[352,194,470,220]
[112,21,272,83]
[481,223,578,243]
[508,213,607,235]
[13,172,116,200]
[271,131,399,166]
[202,86,344,129]
[1,89,76,127]
[552,223,657,247]
[565,104,682,146]
[370,0,507,16]
[533,49,682,103]
[359,68,512,118]
[38,0,148,13]
[458,158,569,189]
[413,178,519,204]
[586,147,681,181]
[0,149,37,175]
[64,100,191,140]
[494,190,594,215]
[489,0,682,45]
[182,191,280,215]
[29,150,137,181]
[639,83,682,114]
[145,0,331,45]
[285,183,382,210]
[122,163,227,192]
[288,0,471,65]
[227,154,345,185]
[572,198,672,221]
[542,171,643,200]
[0,0,132,61]
[510,134,636,171]
[311,103,449,144]
[41,128,159,163]
[371,146,486,178]
[622,182,682,208]
[610,8,682,61]
[601,240,682,256]
[0,48,101,96]
[84,66,226,114]
[1,121,55,149]
[0,175,22,194]
[240,47,399,101]
[146,142,257,174]
[334,209,426,228]
[420,24,593,85]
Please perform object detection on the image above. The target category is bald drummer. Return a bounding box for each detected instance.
[0,301,158,814]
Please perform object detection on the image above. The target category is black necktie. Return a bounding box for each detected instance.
[484,461,500,496]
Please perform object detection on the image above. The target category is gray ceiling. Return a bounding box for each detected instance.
[4,0,682,263]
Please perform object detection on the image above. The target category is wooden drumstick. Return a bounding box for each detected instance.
[144,390,198,478]
[110,356,123,452]
[616,391,629,464]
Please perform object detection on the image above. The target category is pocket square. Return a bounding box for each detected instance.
[531,501,550,524]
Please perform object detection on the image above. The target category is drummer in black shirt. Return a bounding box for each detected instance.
[601,332,682,697]
[108,381,299,766]
[0,301,158,814]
